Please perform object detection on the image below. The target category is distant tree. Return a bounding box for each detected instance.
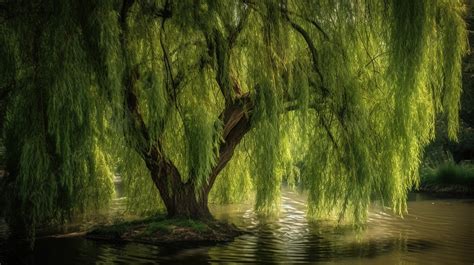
[423,2,473,163]
[0,0,468,238]
[461,0,474,127]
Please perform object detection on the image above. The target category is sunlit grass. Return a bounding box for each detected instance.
[89,214,210,238]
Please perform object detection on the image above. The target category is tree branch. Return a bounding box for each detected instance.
[228,8,250,48]
[210,30,234,105]
[204,93,253,194]
[148,0,172,19]
[119,0,134,26]
[208,7,250,106]
[288,20,325,85]
[203,84,340,195]
[120,0,182,186]
[284,97,339,150]
[284,9,329,41]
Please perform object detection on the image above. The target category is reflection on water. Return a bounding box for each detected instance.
[0,190,473,264]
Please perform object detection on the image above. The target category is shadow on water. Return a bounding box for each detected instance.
[0,189,473,264]
[205,193,443,264]
[303,224,436,261]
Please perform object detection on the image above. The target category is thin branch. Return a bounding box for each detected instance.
[141,0,172,19]
[284,9,330,41]
[211,30,233,105]
[287,20,325,85]
[119,0,181,186]
[160,32,177,102]
[211,7,251,106]
[228,7,250,48]
[119,0,135,27]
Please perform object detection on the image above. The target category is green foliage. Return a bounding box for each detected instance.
[182,70,223,190]
[252,80,283,213]
[0,0,117,241]
[145,221,171,234]
[118,149,164,216]
[209,148,253,204]
[421,154,474,186]
[0,0,468,238]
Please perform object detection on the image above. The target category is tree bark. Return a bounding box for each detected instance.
[154,179,212,219]
[145,146,213,219]
[205,94,253,194]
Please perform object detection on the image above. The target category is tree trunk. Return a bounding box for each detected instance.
[143,95,253,220]
[165,184,211,219]
[151,170,212,219]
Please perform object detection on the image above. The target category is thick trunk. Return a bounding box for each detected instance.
[150,169,212,219]
[163,184,211,219]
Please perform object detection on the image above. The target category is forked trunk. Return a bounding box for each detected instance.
[144,95,253,220]
[152,173,212,219]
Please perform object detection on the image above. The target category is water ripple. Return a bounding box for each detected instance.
[1,193,473,264]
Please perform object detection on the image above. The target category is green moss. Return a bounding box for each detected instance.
[172,219,209,232]
[89,215,210,240]
[144,222,170,234]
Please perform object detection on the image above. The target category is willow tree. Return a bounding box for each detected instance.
[0,0,468,236]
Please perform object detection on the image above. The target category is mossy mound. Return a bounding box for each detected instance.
[86,215,243,245]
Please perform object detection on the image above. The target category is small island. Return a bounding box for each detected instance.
[86,215,243,245]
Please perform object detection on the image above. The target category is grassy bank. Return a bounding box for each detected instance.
[86,215,242,245]
[418,162,474,194]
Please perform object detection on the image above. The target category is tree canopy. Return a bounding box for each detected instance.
[0,0,468,239]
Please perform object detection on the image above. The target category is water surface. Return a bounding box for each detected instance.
[0,191,473,264]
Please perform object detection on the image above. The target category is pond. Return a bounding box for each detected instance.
[0,191,473,264]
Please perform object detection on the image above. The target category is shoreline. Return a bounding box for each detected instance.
[414,183,474,196]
